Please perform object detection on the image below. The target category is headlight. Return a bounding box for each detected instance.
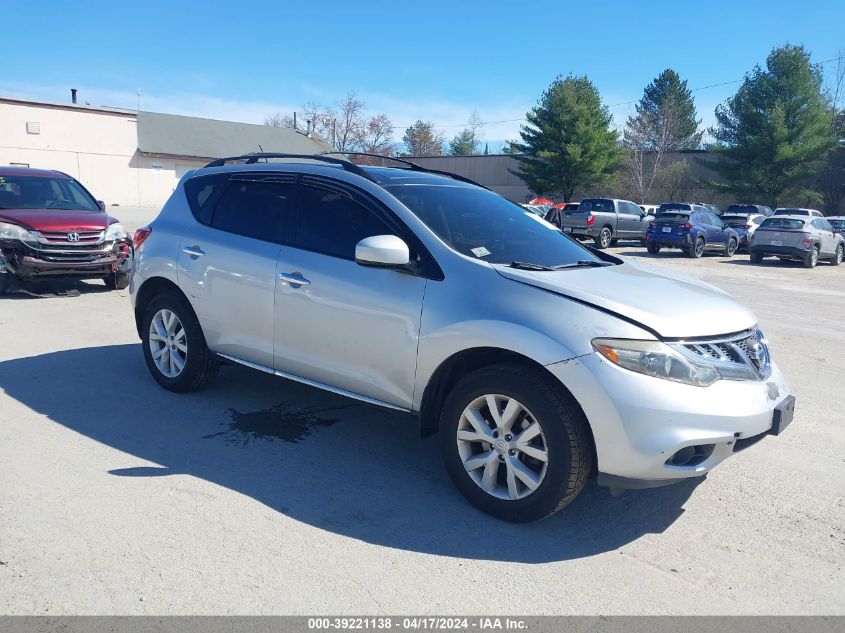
[0,221,37,243]
[105,223,128,240]
[592,338,721,387]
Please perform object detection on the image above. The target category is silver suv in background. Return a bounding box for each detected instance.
[556,198,649,248]
[129,153,795,522]
[750,215,844,267]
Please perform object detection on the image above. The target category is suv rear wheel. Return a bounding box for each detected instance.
[439,363,593,522]
[831,244,843,266]
[687,237,705,258]
[803,245,819,269]
[646,242,661,255]
[0,273,7,295]
[723,237,738,257]
[141,291,218,392]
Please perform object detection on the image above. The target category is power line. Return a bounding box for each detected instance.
[398,54,845,131]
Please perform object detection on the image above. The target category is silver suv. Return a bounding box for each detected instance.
[750,215,844,268]
[129,153,795,522]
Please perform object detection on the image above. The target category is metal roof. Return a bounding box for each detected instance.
[137,111,333,159]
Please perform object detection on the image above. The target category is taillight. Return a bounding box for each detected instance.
[680,222,693,230]
[745,225,753,229]
[133,226,152,249]
[585,214,596,226]
[802,237,813,246]
[648,221,655,228]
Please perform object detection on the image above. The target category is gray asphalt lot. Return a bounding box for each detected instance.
[1,209,843,614]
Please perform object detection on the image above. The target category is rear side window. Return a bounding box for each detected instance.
[578,198,614,212]
[184,173,230,224]
[761,218,806,230]
[292,184,396,260]
[210,178,296,243]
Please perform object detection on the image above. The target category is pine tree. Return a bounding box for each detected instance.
[511,75,623,198]
[449,129,479,155]
[703,45,833,207]
[402,120,444,156]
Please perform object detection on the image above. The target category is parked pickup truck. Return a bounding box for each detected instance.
[557,198,649,248]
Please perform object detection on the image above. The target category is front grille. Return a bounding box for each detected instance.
[673,328,771,381]
[35,230,104,245]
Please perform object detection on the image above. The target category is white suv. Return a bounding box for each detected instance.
[129,153,795,522]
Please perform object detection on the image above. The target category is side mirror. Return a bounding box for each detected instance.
[355,235,410,268]
[97,200,106,211]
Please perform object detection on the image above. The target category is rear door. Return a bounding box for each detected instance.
[177,172,295,368]
[813,219,836,255]
[619,201,646,237]
[273,177,428,409]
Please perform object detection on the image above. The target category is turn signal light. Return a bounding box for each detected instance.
[586,214,596,226]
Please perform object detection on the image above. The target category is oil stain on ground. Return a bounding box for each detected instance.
[203,403,357,445]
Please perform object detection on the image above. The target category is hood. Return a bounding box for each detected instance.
[0,208,109,232]
[493,260,756,339]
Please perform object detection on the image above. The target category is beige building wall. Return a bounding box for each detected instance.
[0,101,205,208]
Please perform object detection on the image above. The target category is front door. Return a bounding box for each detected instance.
[273,178,427,409]
[178,174,296,368]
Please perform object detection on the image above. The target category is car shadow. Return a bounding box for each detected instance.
[1,277,113,299]
[0,344,699,563]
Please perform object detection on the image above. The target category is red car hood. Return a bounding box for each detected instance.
[0,208,111,232]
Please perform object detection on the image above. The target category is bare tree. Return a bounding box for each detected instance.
[655,158,697,202]
[623,100,686,203]
[263,112,294,128]
[358,113,396,155]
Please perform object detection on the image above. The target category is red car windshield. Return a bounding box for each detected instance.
[0,174,99,211]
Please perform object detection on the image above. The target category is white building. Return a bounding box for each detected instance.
[0,96,332,208]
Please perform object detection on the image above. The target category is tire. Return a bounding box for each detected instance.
[104,270,130,290]
[646,242,661,255]
[439,363,593,522]
[141,290,219,392]
[640,238,648,247]
[831,244,843,266]
[803,245,819,269]
[610,239,619,247]
[594,227,612,249]
[723,238,738,257]
[750,251,763,264]
[0,273,8,295]
[687,237,705,258]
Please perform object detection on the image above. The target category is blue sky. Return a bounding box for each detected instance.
[2,0,843,149]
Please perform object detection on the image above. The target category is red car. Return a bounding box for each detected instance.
[0,167,132,294]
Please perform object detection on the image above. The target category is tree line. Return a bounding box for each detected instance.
[509,44,844,213]
[265,44,844,213]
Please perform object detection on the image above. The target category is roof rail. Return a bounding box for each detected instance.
[320,152,488,189]
[203,153,377,182]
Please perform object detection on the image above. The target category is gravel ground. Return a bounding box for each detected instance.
[1,214,843,615]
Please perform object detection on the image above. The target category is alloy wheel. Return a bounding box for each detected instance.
[149,308,187,378]
[456,394,549,501]
[695,239,704,257]
[811,246,819,267]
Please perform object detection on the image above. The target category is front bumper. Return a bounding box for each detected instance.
[547,352,793,487]
[0,239,132,280]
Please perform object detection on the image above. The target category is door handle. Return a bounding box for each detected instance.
[182,245,206,258]
[279,271,311,287]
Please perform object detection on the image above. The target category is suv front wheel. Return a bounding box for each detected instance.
[141,291,219,392]
[440,363,593,522]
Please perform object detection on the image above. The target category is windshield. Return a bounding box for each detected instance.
[725,205,758,215]
[760,218,806,230]
[0,174,99,211]
[830,220,845,229]
[387,184,605,268]
[658,203,691,213]
[655,212,690,223]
